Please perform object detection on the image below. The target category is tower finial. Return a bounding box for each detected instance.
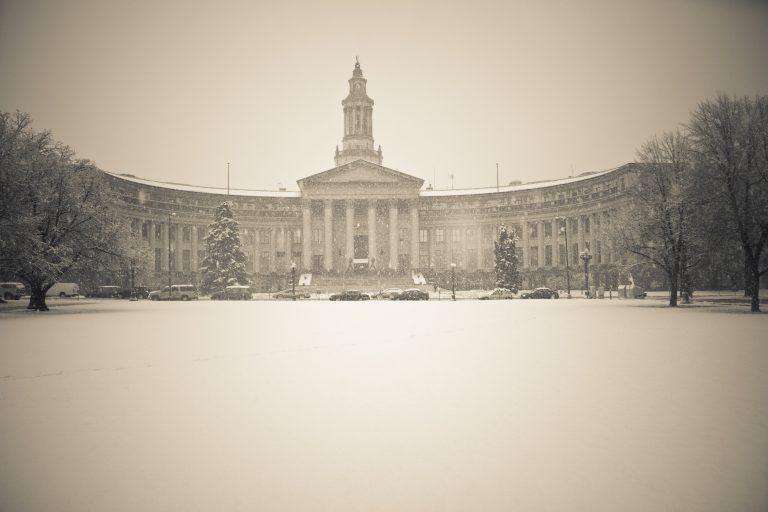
[355,55,360,69]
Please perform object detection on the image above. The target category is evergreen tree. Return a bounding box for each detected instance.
[200,201,249,293]
[494,225,520,290]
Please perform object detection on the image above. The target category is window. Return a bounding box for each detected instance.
[466,229,475,243]
[169,226,175,242]
[183,226,192,242]
[585,241,590,251]
[399,227,408,242]
[545,245,553,266]
[197,226,206,240]
[154,248,162,271]
[294,228,302,244]
[529,223,538,238]
[435,228,444,243]
[451,229,460,243]
[182,250,191,271]
[260,229,271,244]
[530,246,538,268]
[312,228,323,243]
[572,243,579,265]
[419,229,428,243]
[558,244,566,266]
[142,223,149,240]
[571,219,578,235]
[596,241,602,264]
[544,222,552,237]
[419,253,430,267]
[155,224,162,241]
[584,216,590,234]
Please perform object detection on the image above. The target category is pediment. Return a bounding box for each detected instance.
[298,160,423,190]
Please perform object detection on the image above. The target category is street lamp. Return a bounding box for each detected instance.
[557,217,571,298]
[168,212,176,300]
[290,261,297,301]
[451,262,456,301]
[580,247,592,298]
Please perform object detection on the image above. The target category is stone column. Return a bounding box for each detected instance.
[162,222,170,271]
[538,220,545,268]
[252,227,260,274]
[191,224,198,271]
[270,227,277,272]
[324,199,333,271]
[368,200,377,266]
[521,218,529,269]
[176,225,184,273]
[389,200,399,269]
[302,201,312,271]
[286,227,293,266]
[477,225,484,270]
[410,200,419,270]
[429,227,436,267]
[345,200,354,265]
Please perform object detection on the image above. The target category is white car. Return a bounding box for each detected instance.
[479,288,517,300]
[148,284,199,301]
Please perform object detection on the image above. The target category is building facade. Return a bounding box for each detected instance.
[106,60,637,291]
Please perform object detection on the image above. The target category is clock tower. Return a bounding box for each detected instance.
[334,58,383,166]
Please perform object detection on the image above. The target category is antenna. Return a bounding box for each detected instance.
[450,173,454,189]
[496,162,499,192]
[227,162,230,195]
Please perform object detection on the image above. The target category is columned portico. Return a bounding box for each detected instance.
[410,200,419,269]
[368,200,377,268]
[302,201,311,270]
[389,200,399,270]
[345,200,354,266]
[324,199,333,271]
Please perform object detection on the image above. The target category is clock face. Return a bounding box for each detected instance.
[355,83,361,90]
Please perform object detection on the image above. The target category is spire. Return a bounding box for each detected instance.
[335,58,382,167]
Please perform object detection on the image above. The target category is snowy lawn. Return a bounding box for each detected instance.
[1,300,767,512]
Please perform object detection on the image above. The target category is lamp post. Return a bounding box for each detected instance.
[290,261,296,301]
[557,217,571,298]
[168,212,176,300]
[451,262,456,301]
[580,247,592,298]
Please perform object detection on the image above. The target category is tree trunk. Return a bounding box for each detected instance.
[746,267,761,313]
[26,284,49,311]
[669,277,678,307]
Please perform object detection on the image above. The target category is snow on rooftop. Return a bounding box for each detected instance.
[420,166,623,197]
[105,171,301,198]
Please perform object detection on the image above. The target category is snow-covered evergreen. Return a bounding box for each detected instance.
[200,201,250,293]
[494,225,520,290]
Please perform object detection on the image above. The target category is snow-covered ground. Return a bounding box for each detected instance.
[1,300,767,512]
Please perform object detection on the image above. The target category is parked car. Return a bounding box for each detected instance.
[212,285,253,300]
[117,286,151,299]
[329,290,370,301]
[375,288,403,299]
[520,287,560,299]
[87,285,120,298]
[148,284,199,301]
[392,288,430,300]
[46,282,80,298]
[272,288,311,299]
[0,282,25,300]
[479,287,517,300]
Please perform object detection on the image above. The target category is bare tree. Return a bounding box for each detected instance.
[0,111,135,310]
[613,131,700,306]
[688,94,768,312]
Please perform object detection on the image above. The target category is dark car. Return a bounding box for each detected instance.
[392,288,429,301]
[211,285,253,300]
[520,287,560,299]
[273,288,311,299]
[117,286,150,299]
[329,290,370,301]
[87,285,120,298]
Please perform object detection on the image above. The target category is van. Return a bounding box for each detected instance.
[0,282,26,300]
[47,282,80,298]
[148,284,198,301]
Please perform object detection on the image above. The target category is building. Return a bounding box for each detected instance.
[106,60,637,291]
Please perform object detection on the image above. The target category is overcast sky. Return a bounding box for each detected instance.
[2,0,767,191]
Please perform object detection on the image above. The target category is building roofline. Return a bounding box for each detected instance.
[104,171,301,198]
